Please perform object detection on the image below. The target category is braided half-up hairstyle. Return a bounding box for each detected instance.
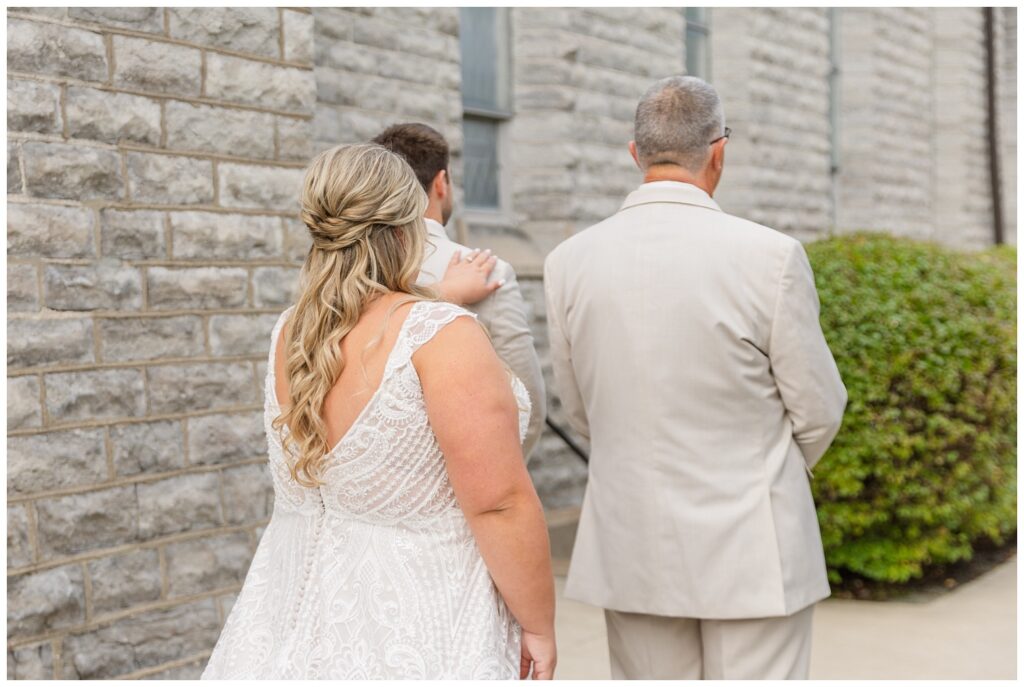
[273,143,437,487]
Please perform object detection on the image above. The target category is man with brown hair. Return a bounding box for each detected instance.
[373,123,546,460]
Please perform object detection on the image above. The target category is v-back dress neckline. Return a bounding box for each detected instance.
[267,300,424,460]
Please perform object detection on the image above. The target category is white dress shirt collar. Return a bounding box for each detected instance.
[423,217,450,243]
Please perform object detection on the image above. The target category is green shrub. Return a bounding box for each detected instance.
[806,232,1016,584]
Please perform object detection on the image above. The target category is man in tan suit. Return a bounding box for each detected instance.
[374,123,546,459]
[544,76,847,679]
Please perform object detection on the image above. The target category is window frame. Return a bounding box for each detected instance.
[459,7,515,227]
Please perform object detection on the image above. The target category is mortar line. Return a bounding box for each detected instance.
[6,71,314,120]
[7,12,316,71]
[6,520,268,579]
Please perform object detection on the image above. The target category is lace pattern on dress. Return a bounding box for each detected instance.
[201,299,527,679]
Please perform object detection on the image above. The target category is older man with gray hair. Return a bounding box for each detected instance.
[544,75,847,679]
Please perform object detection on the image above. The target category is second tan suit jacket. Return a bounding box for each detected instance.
[544,181,847,619]
[418,218,546,461]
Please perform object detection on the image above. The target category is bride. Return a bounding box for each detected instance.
[201,144,556,679]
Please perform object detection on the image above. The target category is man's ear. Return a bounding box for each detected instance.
[710,139,726,171]
[431,169,448,200]
[628,141,643,170]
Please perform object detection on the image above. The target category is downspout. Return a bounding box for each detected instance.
[983,7,1005,245]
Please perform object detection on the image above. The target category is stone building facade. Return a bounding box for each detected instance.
[5,6,1017,679]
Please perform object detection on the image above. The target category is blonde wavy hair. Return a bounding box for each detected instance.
[272,143,436,487]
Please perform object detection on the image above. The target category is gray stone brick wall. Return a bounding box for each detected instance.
[839,6,937,239]
[833,8,1016,248]
[311,7,464,191]
[712,8,833,241]
[6,7,313,679]
[998,8,1017,245]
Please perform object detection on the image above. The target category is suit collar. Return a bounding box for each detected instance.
[423,217,449,243]
[618,180,722,213]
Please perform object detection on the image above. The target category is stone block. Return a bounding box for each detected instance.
[99,209,166,260]
[169,211,282,259]
[7,641,52,679]
[66,86,161,146]
[8,143,22,194]
[44,368,145,423]
[146,266,248,309]
[221,462,273,525]
[98,315,204,362]
[7,78,61,134]
[109,420,185,477]
[164,531,252,597]
[7,202,95,259]
[7,263,38,312]
[7,565,85,637]
[126,153,214,205]
[282,217,311,261]
[218,162,304,210]
[62,599,219,679]
[208,313,279,356]
[112,35,201,96]
[315,42,375,75]
[146,361,257,414]
[7,504,33,569]
[7,316,94,368]
[165,101,276,159]
[351,15,454,62]
[35,485,138,557]
[43,262,143,311]
[168,7,279,57]
[87,548,162,615]
[252,265,300,307]
[8,374,41,430]
[283,10,314,63]
[7,427,107,495]
[68,7,164,32]
[205,52,316,112]
[21,142,124,202]
[137,472,222,539]
[277,116,313,161]
[7,18,107,81]
[187,410,265,465]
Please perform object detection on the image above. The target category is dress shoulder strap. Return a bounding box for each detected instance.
[388,300,478,369]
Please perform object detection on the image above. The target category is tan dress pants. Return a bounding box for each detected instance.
[604,604,815,680]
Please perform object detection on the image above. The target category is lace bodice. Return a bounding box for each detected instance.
[201,300,531,679]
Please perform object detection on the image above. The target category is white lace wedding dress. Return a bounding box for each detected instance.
[201,300,530,679]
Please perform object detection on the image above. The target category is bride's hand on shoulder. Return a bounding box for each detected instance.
[520,629,556,680]
[438,249,502,305]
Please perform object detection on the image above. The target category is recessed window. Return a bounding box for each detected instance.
[459,8,511,211]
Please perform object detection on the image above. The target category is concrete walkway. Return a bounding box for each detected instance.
[552,557,1017,680]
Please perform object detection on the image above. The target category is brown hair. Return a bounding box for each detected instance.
[372,122,450,193]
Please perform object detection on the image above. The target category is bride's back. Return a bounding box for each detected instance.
[273,294,417,451]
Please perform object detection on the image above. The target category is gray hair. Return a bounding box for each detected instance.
[633,75,725,172]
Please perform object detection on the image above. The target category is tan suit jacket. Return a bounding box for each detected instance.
[418,218,546,461]
[544,181,847,619]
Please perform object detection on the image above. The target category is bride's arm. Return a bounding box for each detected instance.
[414,317,556,680]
